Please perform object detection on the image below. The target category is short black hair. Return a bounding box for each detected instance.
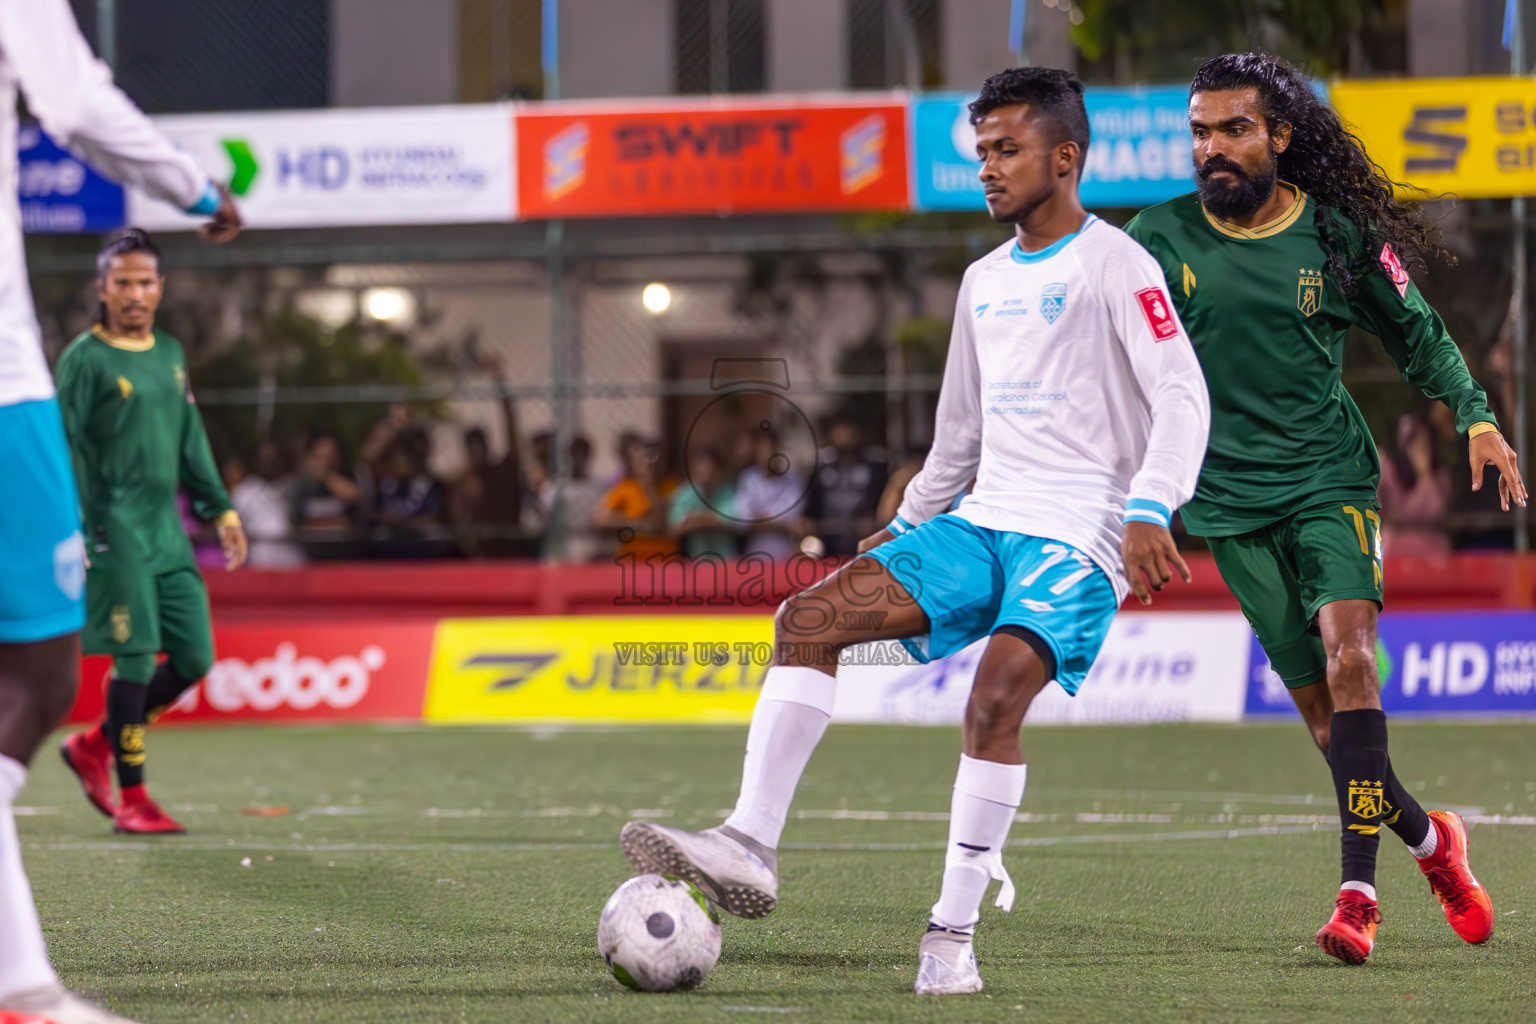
[969,67,1090,165]
[96,227,160,278]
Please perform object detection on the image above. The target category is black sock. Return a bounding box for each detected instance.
[105,678,149,789]
[1322,748,1433,853]
[1380,759,1432,851]
[1328,709,1389,889]
[145,662,196,720]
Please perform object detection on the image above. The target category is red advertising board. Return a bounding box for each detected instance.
[68,621,436,725]
[516,98,909,218]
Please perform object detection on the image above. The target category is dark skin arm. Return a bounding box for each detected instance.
[1121,521,1190,606]
[1469,430,1527,510]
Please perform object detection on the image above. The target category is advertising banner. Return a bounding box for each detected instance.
[515,97,909,219]
[126,104,516,230]
[911,87,1196,211]
[69,621,436,724]
[1331,77,1536,200]
[833,612,1252,726]
[1245,610,1536,718]
[424,616,774,724]
[18,125,125,233]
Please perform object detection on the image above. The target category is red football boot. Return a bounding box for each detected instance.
[1417,810,1494,944]
[113,785,185,835]
[59,726,116,817]
[1315,889,1381,965]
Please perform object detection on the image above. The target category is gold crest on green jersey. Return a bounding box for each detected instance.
[1297,268,1324,317]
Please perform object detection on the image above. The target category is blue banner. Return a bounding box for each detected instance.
[911,86,1196,211]
[1246,611,1536,718]
[18,125,125,234]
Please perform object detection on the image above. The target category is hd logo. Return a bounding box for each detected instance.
[1040,283,1068,324]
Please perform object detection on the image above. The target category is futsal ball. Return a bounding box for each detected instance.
[598,873,723,991]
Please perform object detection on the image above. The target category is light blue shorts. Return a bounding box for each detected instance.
[865,514,1118,694]
[0,398,85,643]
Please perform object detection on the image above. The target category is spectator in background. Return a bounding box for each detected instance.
[1378,412,1453,556]
[290,431,361,536]
[223,442,304,568]
[454,424,526,557]
[669,447,739,558]
[804,416,887,556]
[736,427,805,561]
[372,438,445,538]
[596,434,677,561]
[542,434,606,562]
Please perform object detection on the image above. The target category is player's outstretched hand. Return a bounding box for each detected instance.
[1121,521,1190,606]
[857,528,894,554]
[219,519,249,571]
[1470,429,1528,511]
[197,184,243,245]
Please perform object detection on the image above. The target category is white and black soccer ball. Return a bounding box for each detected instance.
[598,873,722,992]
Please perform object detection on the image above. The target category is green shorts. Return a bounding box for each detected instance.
[1206,499,1383,690]
[83,564,215,683]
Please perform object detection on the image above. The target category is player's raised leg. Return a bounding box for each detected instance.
[621,554,929,918]
[1288,680,1493,946]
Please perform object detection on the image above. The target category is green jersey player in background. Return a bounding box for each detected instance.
[1125,53,1526,966]
[56,229,247,836]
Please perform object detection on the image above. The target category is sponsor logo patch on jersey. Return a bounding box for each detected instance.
[1134,287,1178,341]
[1380,243,1410,298]
[1040,282,1068,324]
[974,303,989,318]
[1297,268,1323,318]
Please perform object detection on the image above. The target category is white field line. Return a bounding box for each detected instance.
[26,816,1536,856]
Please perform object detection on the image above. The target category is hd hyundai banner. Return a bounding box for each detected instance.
[126,103,518,230]
[515,97,909,219]
[1246,610,1536,718]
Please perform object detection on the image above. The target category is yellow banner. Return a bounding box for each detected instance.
[1331,77,1536,199]
[425,616,776,724]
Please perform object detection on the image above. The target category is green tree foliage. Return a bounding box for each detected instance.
[1069,0,1407,82]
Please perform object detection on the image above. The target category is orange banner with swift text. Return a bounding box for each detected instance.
[515,98,909,219]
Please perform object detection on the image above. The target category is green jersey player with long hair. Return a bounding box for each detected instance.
[1125,53,1525,965]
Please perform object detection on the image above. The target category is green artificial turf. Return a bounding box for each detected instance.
[15,721,1536,1023]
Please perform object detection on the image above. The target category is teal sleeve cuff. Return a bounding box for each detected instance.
[185,182,221,216]
[1124,498,1172,528]
[888,515,915,536]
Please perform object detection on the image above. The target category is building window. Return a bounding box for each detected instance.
[848,0,942,90]
[82,0,329,113]
[461,0,545,100]
[676,0,766,94]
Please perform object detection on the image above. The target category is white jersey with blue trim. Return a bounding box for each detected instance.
[0,0,216,408]
[893,215,1211,603]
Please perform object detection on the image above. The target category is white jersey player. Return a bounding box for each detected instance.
[621,67,1210,996]
[0,3,240,1022]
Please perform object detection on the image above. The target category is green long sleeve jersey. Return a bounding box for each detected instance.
[55,326,232,574]
[1124,189,1495,536]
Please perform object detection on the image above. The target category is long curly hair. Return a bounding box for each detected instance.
[1189,52,1454,293]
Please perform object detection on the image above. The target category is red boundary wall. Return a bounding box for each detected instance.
[202,553,1536,620]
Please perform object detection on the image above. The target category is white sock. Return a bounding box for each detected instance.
[1409,820,1438,860]
[930,755,1027,932]
[721,665,835,849]
[1340,880,1378,902]
[0,755,58,999]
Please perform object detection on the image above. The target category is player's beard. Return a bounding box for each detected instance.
[1195,149,1277,221]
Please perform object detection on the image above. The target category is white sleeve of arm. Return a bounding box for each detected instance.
[0,0,217,212]
[893,274,984,532]
[1103,245,1211,529]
